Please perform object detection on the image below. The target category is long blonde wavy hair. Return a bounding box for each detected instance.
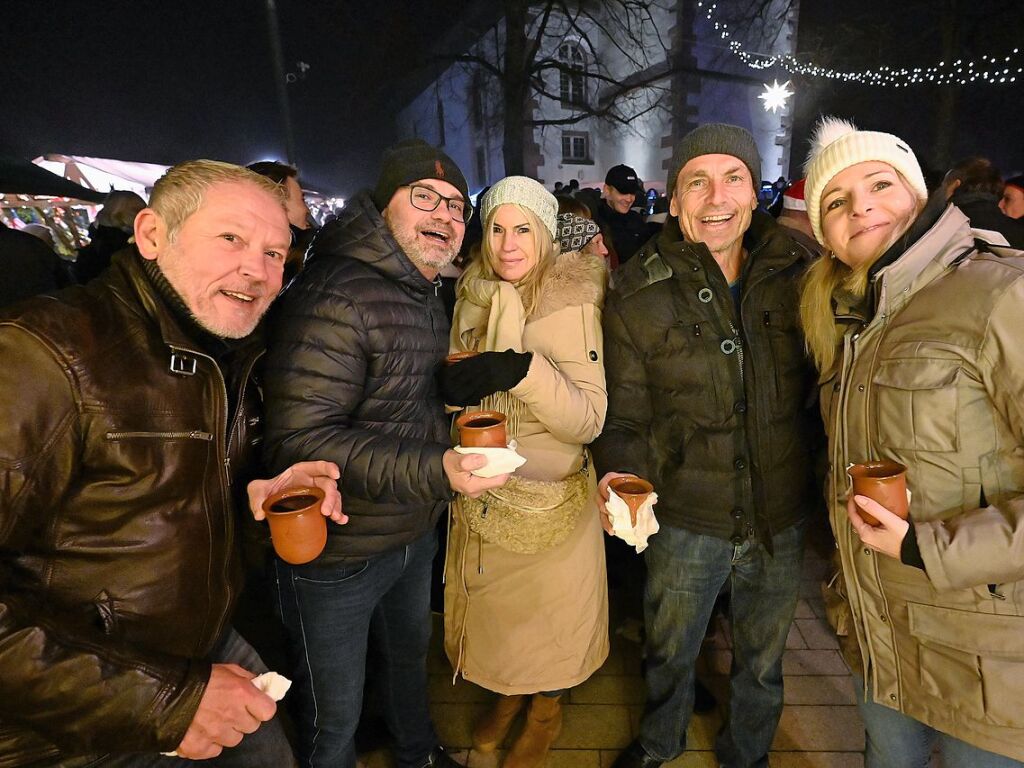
[799,173,925,373]
[458,203,557,318]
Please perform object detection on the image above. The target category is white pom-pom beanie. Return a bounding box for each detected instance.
[481,176,559,241]
[804,117,928,246]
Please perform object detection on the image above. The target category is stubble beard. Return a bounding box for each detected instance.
[159,253,267,340]
[384,208,460,274]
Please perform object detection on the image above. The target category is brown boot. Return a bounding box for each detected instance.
[473,694,526,753]
[503,694,562,768]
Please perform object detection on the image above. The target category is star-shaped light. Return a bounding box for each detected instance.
[759,80,794,113]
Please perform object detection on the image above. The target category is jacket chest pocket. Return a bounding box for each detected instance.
[98,427,215,483]
[652,320,726,413]
[759,307,807,412]
[872,360,961,452]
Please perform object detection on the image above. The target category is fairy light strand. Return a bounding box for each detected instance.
[697,1,1020,87]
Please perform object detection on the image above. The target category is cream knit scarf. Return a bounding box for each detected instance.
[450,277,528,437]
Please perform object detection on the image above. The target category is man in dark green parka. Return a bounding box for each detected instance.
[593,124,820,768]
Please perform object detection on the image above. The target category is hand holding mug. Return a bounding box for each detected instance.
[248,460,345,524]
[597,471,641,534]
[847,494,910,560]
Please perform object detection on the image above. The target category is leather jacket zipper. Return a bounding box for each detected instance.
[167,344,263,643]
[106,430,214,441]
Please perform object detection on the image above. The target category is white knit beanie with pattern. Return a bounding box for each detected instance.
[804,117,928,246]
[482,176,559,240]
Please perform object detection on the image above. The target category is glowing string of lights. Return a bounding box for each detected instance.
[697,1,1020,87]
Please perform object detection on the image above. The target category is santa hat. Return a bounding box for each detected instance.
[782,179,806,211]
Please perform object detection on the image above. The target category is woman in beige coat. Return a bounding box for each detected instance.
[439,176,609,768]
[800,118,1024,767]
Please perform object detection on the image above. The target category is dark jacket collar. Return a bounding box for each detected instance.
[306,190,438,296]
[867,194,947,284]
[106,248,264,362]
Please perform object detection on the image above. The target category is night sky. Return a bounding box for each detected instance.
[3,0,1022,195]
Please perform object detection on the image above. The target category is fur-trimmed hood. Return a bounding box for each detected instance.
[458,249,606,315]
[531,249,607,319]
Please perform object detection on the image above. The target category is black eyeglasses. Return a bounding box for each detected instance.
[406,184,473,223]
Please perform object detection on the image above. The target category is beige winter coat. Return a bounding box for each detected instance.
[444,250,610,694]
[820,206,1024,760]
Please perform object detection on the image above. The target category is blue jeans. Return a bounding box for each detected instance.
[853,677,1023,768]
[57,628,297,767]
[275,531,439,768]
[639,521,805,768]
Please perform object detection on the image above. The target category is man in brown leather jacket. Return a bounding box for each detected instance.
[0,160,342,767]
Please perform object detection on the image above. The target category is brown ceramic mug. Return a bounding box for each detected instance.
[847,460,908,527]
[263,486,328,565]
[609,475,654,527]
[445,350,480,365]
[455,410,507,448]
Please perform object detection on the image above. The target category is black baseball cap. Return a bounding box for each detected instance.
[605,164,642,195]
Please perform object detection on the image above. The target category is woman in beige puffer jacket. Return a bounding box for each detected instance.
[800,118,1024,767]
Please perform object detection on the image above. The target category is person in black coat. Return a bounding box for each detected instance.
[942,156,1024,248]
[594,164,650,264]
[74,190,146,283]
[261,140,511,768]
[0,223,67,308]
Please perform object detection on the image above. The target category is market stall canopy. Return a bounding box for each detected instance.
[34,154,170,198]
[0,156,106,203]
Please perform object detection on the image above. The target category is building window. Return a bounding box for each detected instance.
[558,42,586,107]
[561,131,592,164]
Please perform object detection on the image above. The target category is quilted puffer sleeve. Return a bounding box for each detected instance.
[262,264,451,508]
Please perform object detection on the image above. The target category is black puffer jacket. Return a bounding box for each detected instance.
[592,212,819,546]
[263,192,453,563]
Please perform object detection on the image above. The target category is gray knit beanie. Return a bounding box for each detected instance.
[667,123,762,198]
[481,176,559,240]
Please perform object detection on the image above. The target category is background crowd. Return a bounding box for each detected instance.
[0,116,1023,768]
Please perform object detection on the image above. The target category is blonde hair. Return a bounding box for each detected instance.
[461,203,557,317]
[800,179,926,372]
[800,256,870,372]
[150,160,286,241]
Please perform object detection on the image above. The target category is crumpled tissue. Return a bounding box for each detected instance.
[606,488,660,553]
[162,672,292,756]
[454,439,527,478]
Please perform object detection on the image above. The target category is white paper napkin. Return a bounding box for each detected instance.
[162,672,292,756]
[453,439,527,478]
[607,488,660,553]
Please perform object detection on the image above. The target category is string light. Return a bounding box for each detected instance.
[696,1,1021,87]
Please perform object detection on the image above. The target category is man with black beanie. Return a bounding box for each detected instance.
[262,139,510,768]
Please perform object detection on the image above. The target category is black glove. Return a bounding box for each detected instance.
[439,350,533,406]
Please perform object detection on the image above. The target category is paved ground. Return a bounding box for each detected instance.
[360,518,875,768]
